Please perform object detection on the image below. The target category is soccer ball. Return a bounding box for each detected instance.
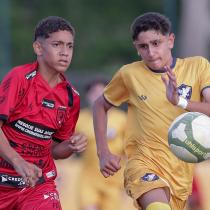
[168,112,210,163]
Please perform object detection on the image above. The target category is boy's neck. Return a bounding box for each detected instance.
[38,66,62,88]
[147,57,176,73]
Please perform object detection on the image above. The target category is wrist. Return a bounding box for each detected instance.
[177,96,188,109]
[97,148,110,158]
[11,156,24,166]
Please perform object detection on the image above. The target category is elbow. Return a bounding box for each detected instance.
[93,96,101,110]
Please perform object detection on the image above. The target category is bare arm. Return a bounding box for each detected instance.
[0,121,22,165]
[93,95,121,177]
[52,133,87,160]
[0,121,42,186]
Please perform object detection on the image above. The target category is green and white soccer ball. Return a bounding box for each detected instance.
[168,112,210,163]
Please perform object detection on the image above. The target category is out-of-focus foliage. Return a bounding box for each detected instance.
[10,0,164,73]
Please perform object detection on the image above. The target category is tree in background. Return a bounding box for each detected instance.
[0,0,163,78]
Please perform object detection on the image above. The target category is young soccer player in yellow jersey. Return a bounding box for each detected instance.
[76,78,128,210]
[92,12,210,210]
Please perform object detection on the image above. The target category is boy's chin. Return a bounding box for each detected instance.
[148,64,164,71]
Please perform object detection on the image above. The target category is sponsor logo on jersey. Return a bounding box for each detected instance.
[138,95,147,101]
[46,170,56,178]
[141,173,159,182]
[25,70,37,80]
[177,84,192,100]
[43,192,59,200]
[42,99,55,109]
[0,173,45,188]
[0,174,26,187]
[10,119,55,140]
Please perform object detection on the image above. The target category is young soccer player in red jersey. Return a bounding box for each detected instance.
[0,16,87,209]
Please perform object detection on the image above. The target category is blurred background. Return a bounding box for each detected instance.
[0,0,175,78]
[1,0,210,107]
[1,0,210,209]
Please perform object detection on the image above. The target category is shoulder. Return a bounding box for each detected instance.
[66,82,80,98]
[120,61,143,72]
[117,61,144,77]
[1,62,38,88]
[6,62,38,83]
[177,56,209,66]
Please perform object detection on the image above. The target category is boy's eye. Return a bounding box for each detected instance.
[139,44,148,49]
[152,40,161,47]
[52,43,59,47]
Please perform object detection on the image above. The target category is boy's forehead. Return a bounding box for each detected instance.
[134,30,165,43]
[46,30,74,41]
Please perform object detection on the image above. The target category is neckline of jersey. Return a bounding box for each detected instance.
[36,69,68,90]
[146,57,177,73]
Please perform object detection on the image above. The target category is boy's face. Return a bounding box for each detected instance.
[34,30,74,73]
[133,30,174,70]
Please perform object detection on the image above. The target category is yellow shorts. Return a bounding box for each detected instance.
[124,168,186,210]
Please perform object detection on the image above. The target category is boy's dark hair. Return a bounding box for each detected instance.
[85,77,109,93]
[34,16,75,41]
[131,12,172,41]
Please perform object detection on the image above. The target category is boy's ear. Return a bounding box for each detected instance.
[33,41,42,56]
[168,33,175,49]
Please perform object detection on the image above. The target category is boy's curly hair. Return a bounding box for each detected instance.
[131,12,172,41]
[34,16,75,41]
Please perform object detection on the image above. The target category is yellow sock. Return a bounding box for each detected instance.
[146,202,171,210]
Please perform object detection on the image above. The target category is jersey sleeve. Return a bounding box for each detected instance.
[52,93,80,142]
[104,69,129,106]
[198,57,210,91]
[0,69,23,122]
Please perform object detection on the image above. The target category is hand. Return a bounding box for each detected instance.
[161,65,179,105]
[68,133,87,153]
[98,150,121,178]
[12,158,42,187]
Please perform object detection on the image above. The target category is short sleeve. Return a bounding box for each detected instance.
[104,69,129,106]
[199,57,210,92]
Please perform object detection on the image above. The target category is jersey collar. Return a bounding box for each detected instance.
[146,57,176,73]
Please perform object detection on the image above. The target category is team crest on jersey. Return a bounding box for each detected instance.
[177,84,192,100]
[56,106,67,126]
[141,173,159,182]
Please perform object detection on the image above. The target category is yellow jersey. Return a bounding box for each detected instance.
[104,56,210,200]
